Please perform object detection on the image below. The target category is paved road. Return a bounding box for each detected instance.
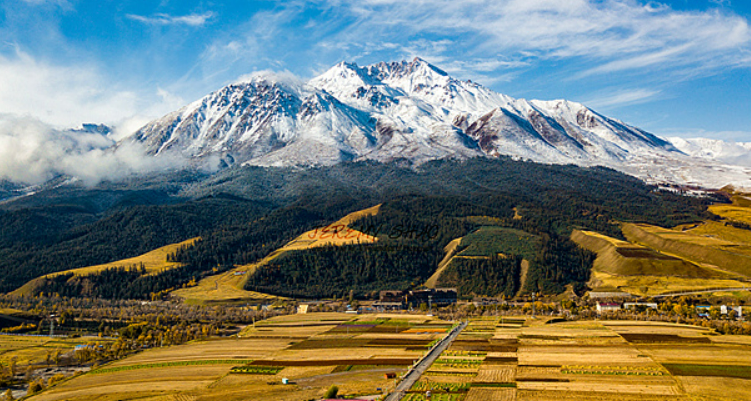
[384,321,468,401]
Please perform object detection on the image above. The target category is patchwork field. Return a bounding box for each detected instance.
[20,315,751,400]
[408,317,751,401]
[27,313,450,401]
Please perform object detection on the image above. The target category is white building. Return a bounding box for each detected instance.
[596,302,621,313]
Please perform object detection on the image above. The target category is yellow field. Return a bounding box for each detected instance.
[173,205,381,304]
[0,335,108,365]
[12,238,200,296]
[676,376,751,401]
[466,388,516,401]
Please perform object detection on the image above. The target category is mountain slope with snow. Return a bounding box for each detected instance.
[668,137,751,167]
[126,57,751,189]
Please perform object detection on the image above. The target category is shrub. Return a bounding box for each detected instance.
[324,385,339,398]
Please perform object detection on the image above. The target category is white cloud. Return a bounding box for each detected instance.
[127,12,214,27]
[0,116,184,186]
[0,50,139,129]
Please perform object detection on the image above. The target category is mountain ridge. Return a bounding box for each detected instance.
[126,57,751,189]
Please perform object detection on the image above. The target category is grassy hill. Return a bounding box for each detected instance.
[572,229,748,297]
[622,223,751,278]
[171,206,380,304]
[12,237,201,297]
[425,226,541,297]
[456,226,540,259]
[572,230,715,278]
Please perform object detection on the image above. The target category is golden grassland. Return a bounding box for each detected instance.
[709,204,751,225]
[574,223,751,296]
[676,220,751,245]
[589,271,748,297]
[623,222,751,278]
[572,230,720,280]
[12,238,201,296]
[573,199,751,296]
[173,205,381,304]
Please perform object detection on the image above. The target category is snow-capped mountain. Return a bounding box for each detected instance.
[127,57,751,189]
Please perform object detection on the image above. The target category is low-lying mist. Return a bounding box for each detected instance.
[0,115,185,186]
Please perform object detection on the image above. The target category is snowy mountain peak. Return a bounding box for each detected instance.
[126,58,751,189]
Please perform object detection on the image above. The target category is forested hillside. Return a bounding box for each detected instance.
[5,157,718,298]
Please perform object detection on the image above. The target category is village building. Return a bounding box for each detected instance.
[623,302,658,310]
[596,302,621,314]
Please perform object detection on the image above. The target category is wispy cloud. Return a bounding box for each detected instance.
[20,0,71,7]
[584,88,662,108]
[197,0,751,93]
[127,12,213,27]
[311,0,751,79]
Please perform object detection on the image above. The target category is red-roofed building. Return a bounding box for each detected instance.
[596,302,621,314]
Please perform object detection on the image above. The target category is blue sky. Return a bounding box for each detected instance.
[2,0,750,141]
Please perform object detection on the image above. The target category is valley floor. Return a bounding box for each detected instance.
[23,313,751,401]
